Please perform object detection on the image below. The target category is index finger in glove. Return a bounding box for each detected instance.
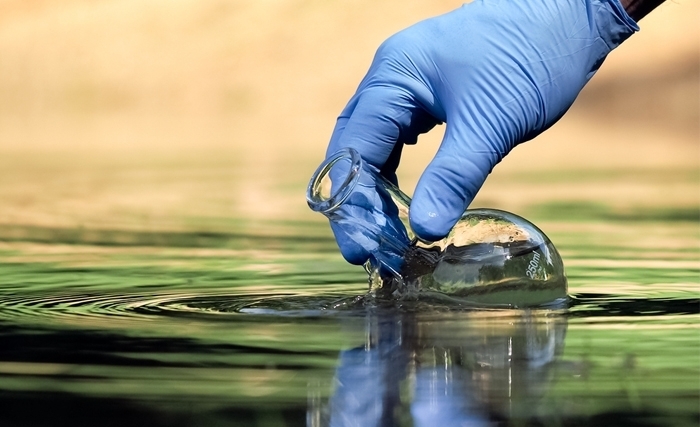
[326,86,435,264]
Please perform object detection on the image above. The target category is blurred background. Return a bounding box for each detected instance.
[0,0,697,238]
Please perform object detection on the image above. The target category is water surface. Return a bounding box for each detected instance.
[0,161,697,427]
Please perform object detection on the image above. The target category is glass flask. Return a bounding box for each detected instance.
[307,148,567,307]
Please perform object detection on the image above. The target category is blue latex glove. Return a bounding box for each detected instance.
[327,0,638,264]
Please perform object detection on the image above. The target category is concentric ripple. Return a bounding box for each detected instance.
[0,287,371,324]
[0,288,697,326]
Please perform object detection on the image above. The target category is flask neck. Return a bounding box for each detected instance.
[307,148,415,282]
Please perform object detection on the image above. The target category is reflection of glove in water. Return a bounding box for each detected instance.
[411,368,488,427]
[327,311,567,425]
[327,0,638,262]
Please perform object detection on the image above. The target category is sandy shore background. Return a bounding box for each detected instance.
[0,0,697,230]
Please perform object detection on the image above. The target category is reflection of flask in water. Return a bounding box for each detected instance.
[307,148,567,307]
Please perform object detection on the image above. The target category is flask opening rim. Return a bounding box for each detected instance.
[306,148,362,214]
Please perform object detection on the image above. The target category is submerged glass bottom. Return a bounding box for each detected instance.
[369,240,568,308]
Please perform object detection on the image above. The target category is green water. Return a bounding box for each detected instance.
[0,159,697,427]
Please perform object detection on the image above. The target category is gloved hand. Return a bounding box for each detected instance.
[326,0,638,264]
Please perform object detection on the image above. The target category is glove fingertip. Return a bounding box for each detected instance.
[409,197,460,242]
[331,223,371,265]
[408,155,483,242]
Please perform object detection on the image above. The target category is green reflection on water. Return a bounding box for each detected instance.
[0,162,697,426]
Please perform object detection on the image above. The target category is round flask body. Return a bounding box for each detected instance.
[402,209,567,307]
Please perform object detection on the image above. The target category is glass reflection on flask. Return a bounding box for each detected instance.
[307,148,567,307]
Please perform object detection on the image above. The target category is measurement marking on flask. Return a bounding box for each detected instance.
[525,252,541,279]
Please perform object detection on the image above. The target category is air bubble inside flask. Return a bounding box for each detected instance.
[307,148,567,307]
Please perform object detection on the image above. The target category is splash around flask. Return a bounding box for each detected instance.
[307,148,567,307]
